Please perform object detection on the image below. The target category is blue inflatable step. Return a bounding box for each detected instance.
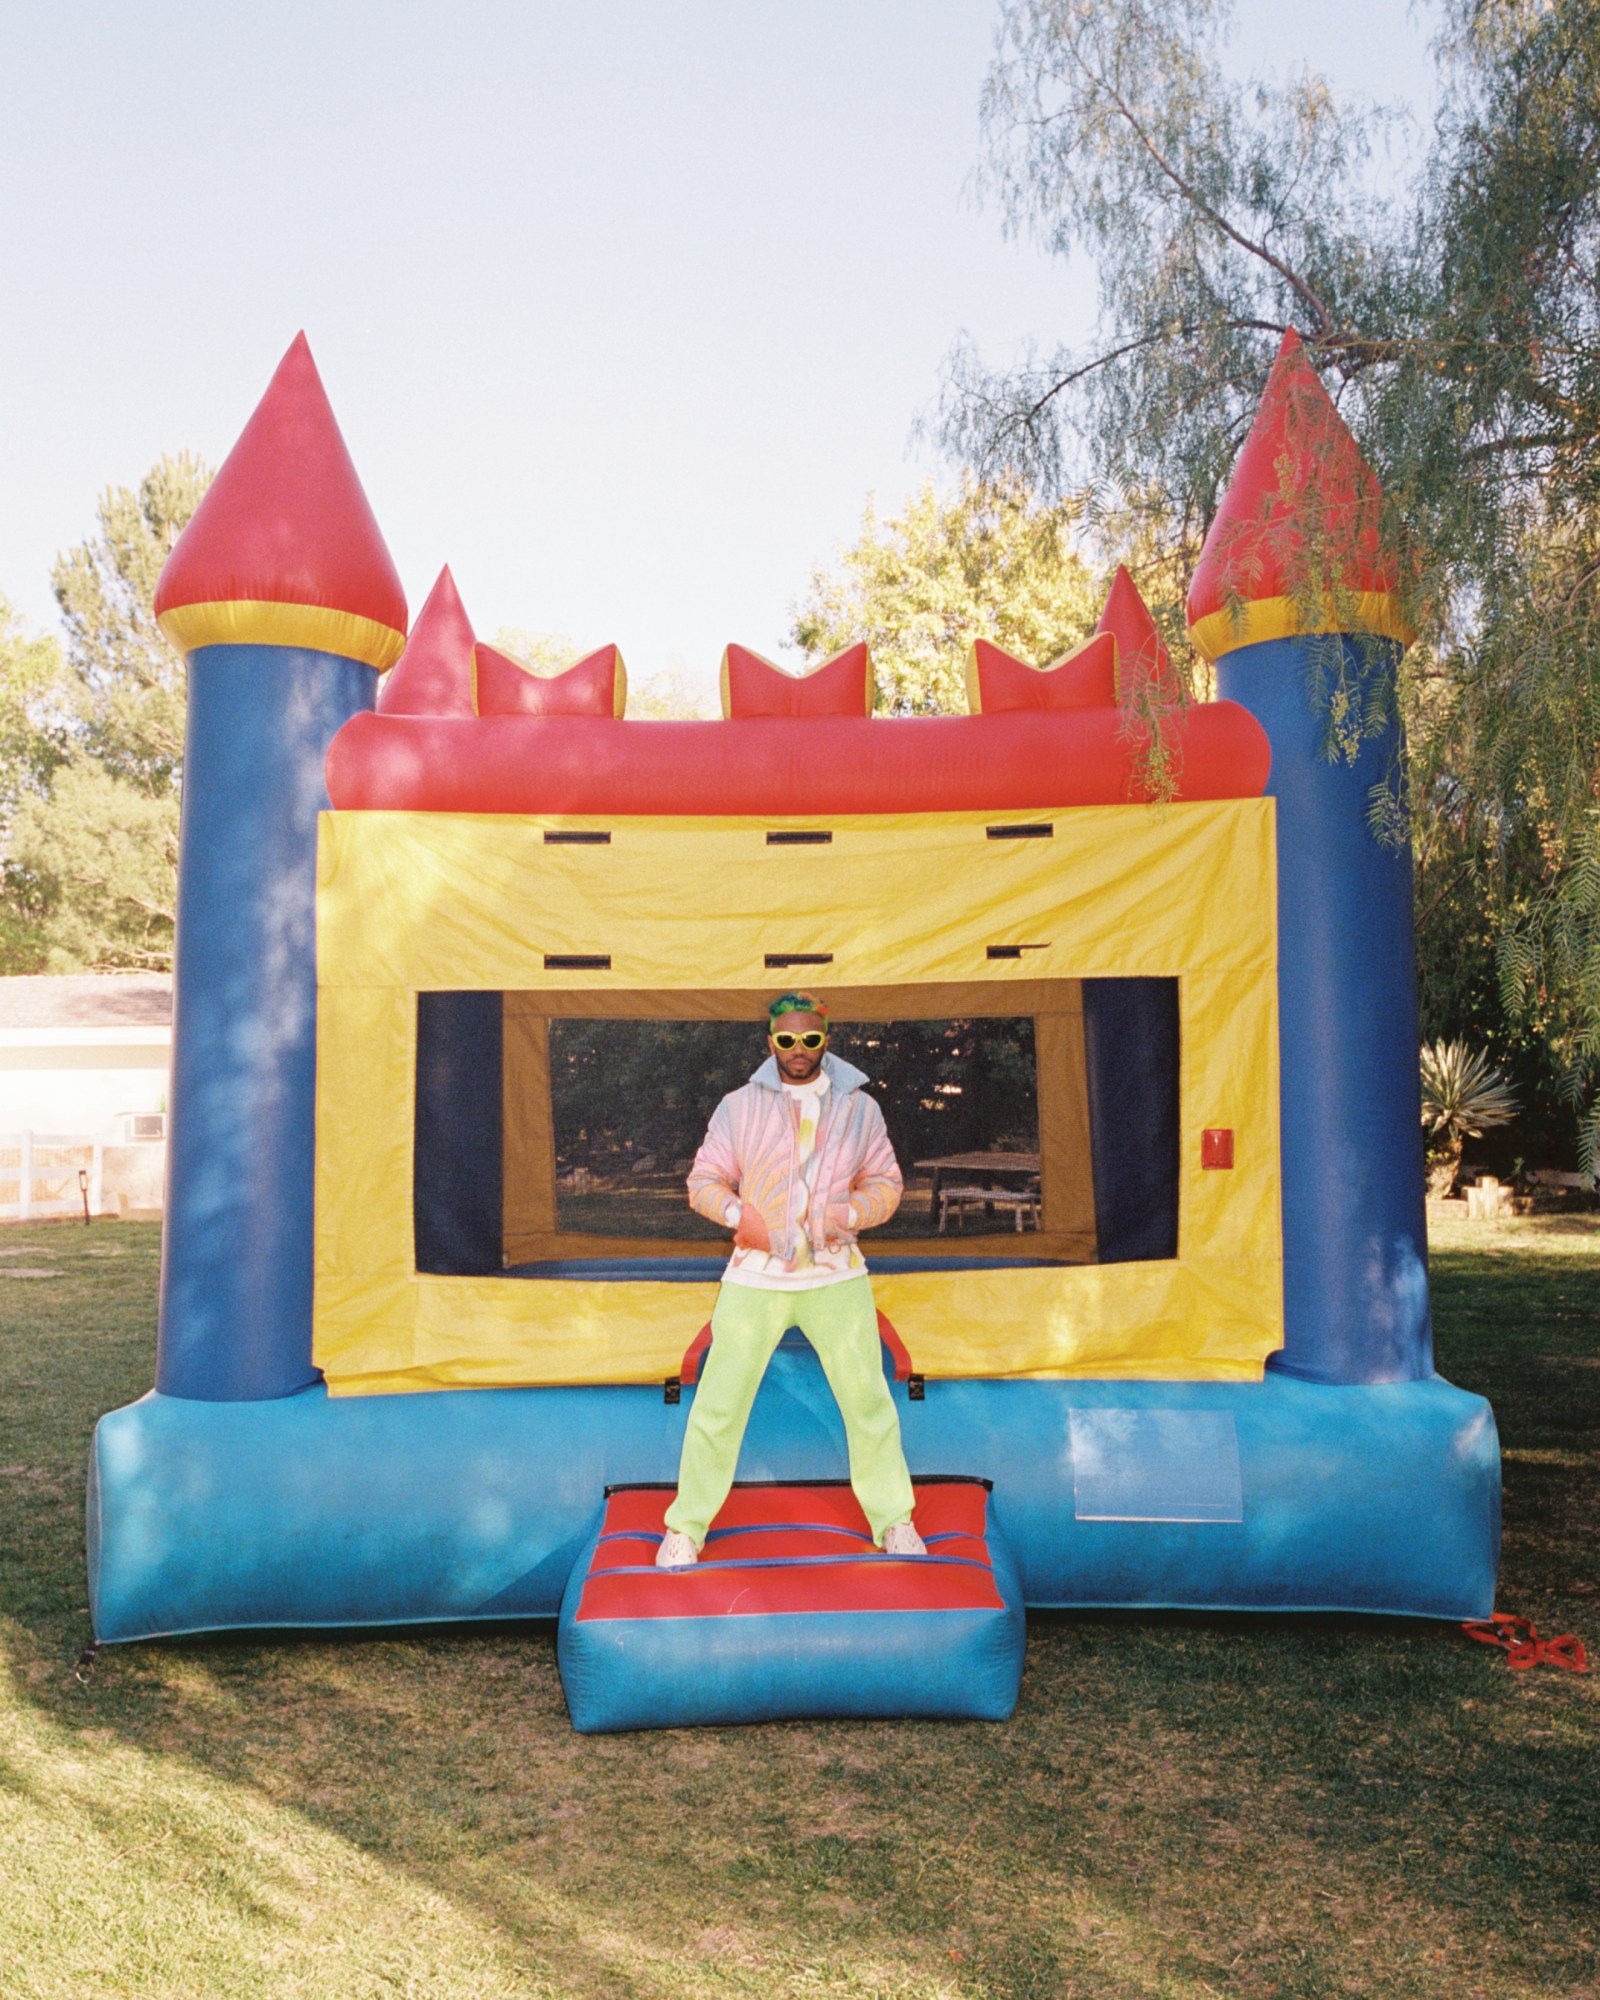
[557,1477,1026,1732]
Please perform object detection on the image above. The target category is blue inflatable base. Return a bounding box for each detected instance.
[87,1347,1499,1644]
[556,1479,1026,1731]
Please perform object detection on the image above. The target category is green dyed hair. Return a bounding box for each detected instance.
[767,991,828,1025]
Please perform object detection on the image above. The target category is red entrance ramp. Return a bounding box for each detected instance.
[556,1477,1025,1732]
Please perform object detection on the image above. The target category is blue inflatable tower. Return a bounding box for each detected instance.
[1189,330,1432,1387]
[148,334,408,1400]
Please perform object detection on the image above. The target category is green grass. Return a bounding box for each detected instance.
[2,1214,1597,1999]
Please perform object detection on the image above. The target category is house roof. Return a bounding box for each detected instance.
[0,974,173,1030]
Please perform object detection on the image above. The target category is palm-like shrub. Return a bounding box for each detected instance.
[1420,1040,1520,1197]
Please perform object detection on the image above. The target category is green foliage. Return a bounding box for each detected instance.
[1421,1038,1521,1142]
[8,760,178,973]
[0,455,209,972]
[791,475,1101,713]
[0,600,71,971]
[1421,1036,1521,1194]
[50,453,206,790]
[623,670,717,720]
[0,599,70,814]
[549,1018,758,1176]
[937,0,1600,1162]
[844,1017,1040,1161]
[1498,810,1600,1176]
[491,626,580,675]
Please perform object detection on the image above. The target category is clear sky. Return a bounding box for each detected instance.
[2,1,1437,702]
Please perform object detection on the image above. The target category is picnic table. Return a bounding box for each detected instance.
[912,1151,1042,1233]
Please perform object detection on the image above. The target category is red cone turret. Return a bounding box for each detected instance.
[1187,330,1411,662]
[155,333,407,670]
[378,566,477,716]
[1096,566,1182,705]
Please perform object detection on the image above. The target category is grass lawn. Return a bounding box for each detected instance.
[2,1214,1596,1999]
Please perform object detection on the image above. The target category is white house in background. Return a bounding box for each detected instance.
[0,974,172,1218]
[0,974,171,1130]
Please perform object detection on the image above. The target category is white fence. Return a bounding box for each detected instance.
[0,1133,103,1221]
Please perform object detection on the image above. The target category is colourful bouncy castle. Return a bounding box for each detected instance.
[87,332,1499,1730]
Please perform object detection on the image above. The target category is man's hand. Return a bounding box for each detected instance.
[732,1204,771,1252]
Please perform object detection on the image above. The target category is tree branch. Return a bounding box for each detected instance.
[1069,31,1338,339]
[1461,431,1585,461]
[1416,860,1479,931]
[1009,316,1300,431]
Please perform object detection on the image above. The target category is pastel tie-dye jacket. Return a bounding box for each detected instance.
[687,1053,903,1275]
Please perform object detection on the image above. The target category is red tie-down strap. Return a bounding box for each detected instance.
[665,1311,922,1400]
[875,1308,914,1381]
[678,1322,714,1388]
[1461,1612,1589,1673]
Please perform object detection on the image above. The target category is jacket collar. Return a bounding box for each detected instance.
[750,1049,869,1094]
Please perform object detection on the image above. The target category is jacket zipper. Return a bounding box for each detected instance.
[760,1074,854,1261]
[812,1089,844,1250]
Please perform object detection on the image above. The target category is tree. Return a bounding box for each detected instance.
[1420,1037,1521,1195]
[492,627,581,677]
[936,0,1600,1169]
[2,453,210,972]
[9,761,177,972]
[0,600,70,971]
[791,475,1102,713]
[624,670,718,720]
[51,452,205,790]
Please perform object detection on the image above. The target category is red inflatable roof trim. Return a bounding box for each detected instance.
[967,633,1117,713]
[154,333,407,635]
[474,642,626,718]
[722,641,873,718]
[1096,566,1182,705]
[325,702,1272,815]
[1187,329,1397,630]
[377,565,476,717]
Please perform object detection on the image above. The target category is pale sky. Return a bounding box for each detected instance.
[2,1,1437,703]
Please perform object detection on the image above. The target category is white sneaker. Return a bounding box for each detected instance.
[656,1529,698,1569]
[881,1522,927,1557]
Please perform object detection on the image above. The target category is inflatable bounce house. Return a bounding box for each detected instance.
[87,332,1499,1730]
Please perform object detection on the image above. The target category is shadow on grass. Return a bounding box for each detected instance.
[3,1219,1598,1999]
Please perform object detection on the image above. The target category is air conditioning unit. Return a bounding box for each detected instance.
[130,1114,166,1141]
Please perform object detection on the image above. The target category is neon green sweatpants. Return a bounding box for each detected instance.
[663,1275,916,1548]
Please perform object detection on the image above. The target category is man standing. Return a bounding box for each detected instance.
[656,994,926,1567]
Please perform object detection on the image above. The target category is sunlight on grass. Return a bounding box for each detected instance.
[1,1652,542,2000]
[1,1217,1595,1999]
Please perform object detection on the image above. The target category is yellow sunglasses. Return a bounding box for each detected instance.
[771,1030,828,1051]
